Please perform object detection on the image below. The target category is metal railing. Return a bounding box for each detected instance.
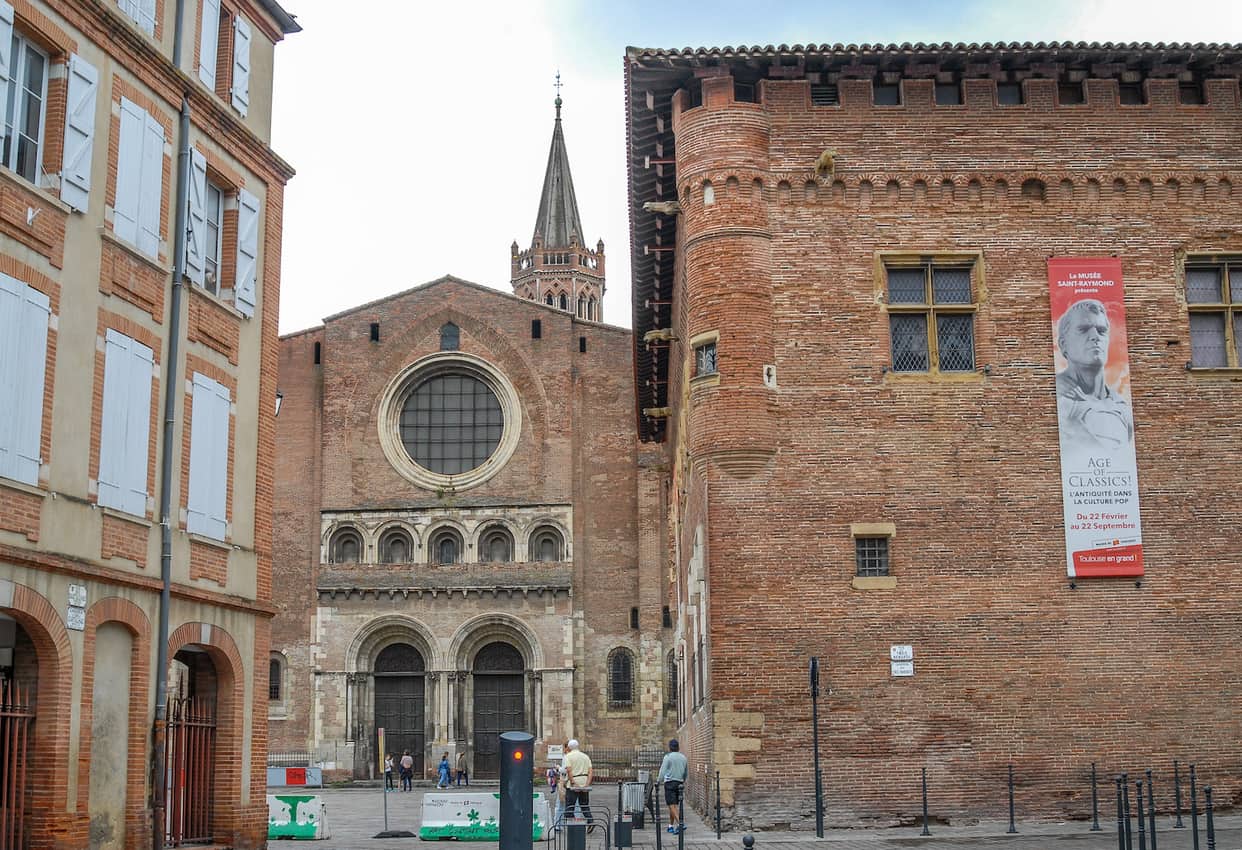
[0,682,33,850]
[164,697,216,846]
[267,750,315,767]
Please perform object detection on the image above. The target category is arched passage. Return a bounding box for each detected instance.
[373,643,427,778]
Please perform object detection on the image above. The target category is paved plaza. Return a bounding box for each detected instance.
[268,785,1242,850]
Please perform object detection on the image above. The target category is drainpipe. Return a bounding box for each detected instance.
[152,0,191,846]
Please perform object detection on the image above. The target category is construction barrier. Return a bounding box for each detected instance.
[267,793,330,840]
[267,767,324,787]
[418,791,551,841]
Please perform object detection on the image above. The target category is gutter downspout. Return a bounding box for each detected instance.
[152,1,191,846]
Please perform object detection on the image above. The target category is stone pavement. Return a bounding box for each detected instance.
[270,785,1242,850]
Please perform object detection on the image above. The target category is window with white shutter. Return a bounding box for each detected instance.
[230,16,251,116]
[119,0,156,35]
[98,329,153,516]
[61,54,98,212]
[187,372,229,540]
[0,273,50,486]
[1,24,49,185]
[185,148,207,287]
[197,0,221,89]
[114,97,165,260]
[235,188,259,316]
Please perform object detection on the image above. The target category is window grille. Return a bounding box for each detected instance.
[608,649,634,708]
[1186,261,1242,368]
[855,537,890,577]
[399,374,503,475]
[694,341,717,377]
[666,651,678,708]
[886,262,977,374]
[810,83,839,106]
[268,659,281,700]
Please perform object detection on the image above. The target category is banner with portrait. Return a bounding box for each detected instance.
[1048,257,1144,578]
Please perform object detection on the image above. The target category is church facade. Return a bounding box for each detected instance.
[269,100,670,779]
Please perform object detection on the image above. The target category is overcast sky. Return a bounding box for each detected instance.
[270,0,1242,335]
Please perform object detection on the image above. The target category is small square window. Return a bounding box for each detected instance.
[935,83,961,106]
[873,83,901,106]
[1058,82,1085,105]
[1179,83,1205,105]
[997,82,1023,105]
[855,537,890,577]
[1118,83,1145,105]
[694,341,717,377]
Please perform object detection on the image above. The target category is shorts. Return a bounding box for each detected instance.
[664,781,683,805]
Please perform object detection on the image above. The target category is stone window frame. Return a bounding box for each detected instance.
[528,524,565,562]
[1182,254,1242,372]
[689,330,720,386]
[376,352,522,492]
[665,649,678,710]
[606,647,636,711]
[327,525,364,564]
[877,251,986,382]
[478,524,514,563]
[851,522,896,590]
[378,525,414,564]
[429,524,464,565]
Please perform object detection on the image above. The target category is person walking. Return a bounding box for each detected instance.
[659,739,689,834]
[562,739,593,822]
[384,753,395,791]
[546,763,563,829]
[437,752,452,788]
[456,750,469,786]
[400,750,414,792]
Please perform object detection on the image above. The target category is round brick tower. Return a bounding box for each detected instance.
[676,73,776,477]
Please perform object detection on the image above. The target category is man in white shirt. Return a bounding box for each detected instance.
[562,739,594,822]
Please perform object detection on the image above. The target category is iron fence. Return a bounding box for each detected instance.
[0,682,33,850]
[267,751,315,767]
[165,697,216,846]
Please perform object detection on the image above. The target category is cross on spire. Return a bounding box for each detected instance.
[554,70,563,119]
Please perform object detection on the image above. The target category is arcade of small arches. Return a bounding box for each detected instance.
[527,290,599,320]
[324,519,569,566]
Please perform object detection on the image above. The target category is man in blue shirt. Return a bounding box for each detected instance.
[658,739,689,834]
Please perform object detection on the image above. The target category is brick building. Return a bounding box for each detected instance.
[624,42,1242,828]
[0,0,297,846]
[269,98,671,780]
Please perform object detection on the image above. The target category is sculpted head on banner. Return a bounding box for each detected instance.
[1054,298,1134,451]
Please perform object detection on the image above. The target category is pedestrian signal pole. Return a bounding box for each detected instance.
[810,657,824,837]
[500,731,535,850]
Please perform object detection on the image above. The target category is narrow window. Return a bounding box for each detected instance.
[531,319,542,339]
[662,605,672,628]
[480,526,513,563]
[370,322,380,342]
[203,182,224,294]
[579,336,587,353]
[313,341,321,364]
[630,607,639,629]
[439,322,459,351]
[694,341,718,377]
[544,293,554,306]
[2,35,49,184]
[98,330,155,516]
[608,649,634,708]
[666,650,678,708]
[559,293,568,311]
[855,537,890,577]
[268,658,281,700]
[530,526,563,562]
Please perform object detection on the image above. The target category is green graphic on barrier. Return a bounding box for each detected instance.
[418,792,546,841]
[268,794,323,839]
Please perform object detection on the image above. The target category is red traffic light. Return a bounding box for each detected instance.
[513,750,523,760]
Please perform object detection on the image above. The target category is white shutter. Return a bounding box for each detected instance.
[123,338,154,514]
[137,111,164,259]
[98,330,153,515]
[230,16,251,116]
[0,274,49,486]
[61,54,99,213]
[197,0,220,89]
[187,372,228,540]
[137,0,156,35]
[234,188,259,316]
[186,148,207,286]
[114,97,145,247]
[0,1,13,149]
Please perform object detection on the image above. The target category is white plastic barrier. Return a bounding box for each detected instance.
[267,767,323,787]
[267,793,330,840]
[419,791,551,841]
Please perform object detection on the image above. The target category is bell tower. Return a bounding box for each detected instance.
[511,78,606,321]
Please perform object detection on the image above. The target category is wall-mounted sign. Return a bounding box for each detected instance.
[546,745,564,761]
[890,645,913,661]
[891,661,914,677]
[68,583,86,607]
[67,583,86,631]
[1047,258,1144,578]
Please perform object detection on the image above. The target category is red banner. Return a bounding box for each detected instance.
[1047,258,1144,578]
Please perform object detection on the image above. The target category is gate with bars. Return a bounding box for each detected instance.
[0,682,33,850]
[165,697,217,846]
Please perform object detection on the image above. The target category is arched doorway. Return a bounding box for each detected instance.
[471,642,525,779]
[374,643,426,777]
[166,647,219,846]
[0,615,37,850]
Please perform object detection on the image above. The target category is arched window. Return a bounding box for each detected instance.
[608,648,634,708]
[558,293,568,311]
[529,526,563,562]
[430,527,462,565]
[474,641,524,672]
[545,293,554,306]
[269,657,283,701]
[480,525,513,563]
[440,322,460,351]
[665,650,677,708]
[379,528,413,564]
[588,297,597,321]
[577,296,586,318]
[329,528,363,564]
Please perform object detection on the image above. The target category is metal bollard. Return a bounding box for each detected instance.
[1007,763,1017,834]
[1136,779,1147,850]
[1204,786,1215,850]
[1190,764,1200,850]
[920,767,931,836]
[654,781,662,850]
[1116,776,1125,850]
[1173,761,1184,829]
[1091,762,1102,831]
[1146,769,1157,850]
[716,771,721,840]
[742,835,755,850]
[1123,774,1133,850]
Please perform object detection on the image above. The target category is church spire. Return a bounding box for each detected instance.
[531,74,585,249]
[511,76,606,322]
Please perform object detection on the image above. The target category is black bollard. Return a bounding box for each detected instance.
[1136,779,1147,850]
[715,771,721,840]
[1190,765,1199,850]
[921,767,931,836]
[1116,777,1126,850]
[1123,774,1133,850]
[742,835,754,850]
[1204,787,1215,850]
[654,781,662,850]
[677,782,685,850]
[1146,770,1157,850]
[1091,762,1102,831]
[1007,763,1017,834]
[1173,761,1184,828]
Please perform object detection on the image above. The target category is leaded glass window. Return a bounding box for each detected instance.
[1186,261,1242,368]
[400,374,503,474]
[855,537,890,577]
[608,648,634,708]
[886,262,977,374]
